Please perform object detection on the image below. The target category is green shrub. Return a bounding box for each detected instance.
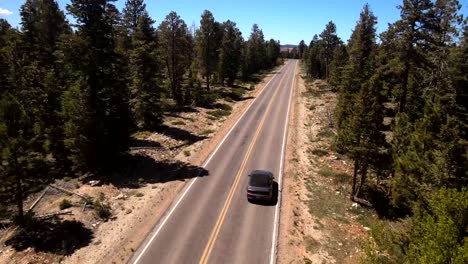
[63,176,71,182]
[183,150,191,157]
[317,167,351,184]
[317,128,335,138]
[309,148,328,157]
[207,109,231,119]
[200,129,215,136]
[195,92,219,108]
[216,103,232,111]
[59,199,72,210]
[132,131,152,140]
[318,167,335,177]
[229,88,245,101]
[93,200,111,221]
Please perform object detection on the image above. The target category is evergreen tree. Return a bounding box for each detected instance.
[348,73,388,199]
[218,20,243,86]
[266,39,280,68]
[19,0,71,168]
[245,24,267,75]
[298,40,306,59]
[335,3,377,153]
[382,0,445,118]
[195,10,221,90]
[61,0,131,172]
[390,0,464,210]
[319,21,340,79]
[0,93,48,226]
[406,188,468,263]
[0,19,16,97]
[129,11,162,129]
[123,0,146,34]
[306,35,321,78]
[158,11,193,105]
[327,43,347,91]
[20,0,70,67]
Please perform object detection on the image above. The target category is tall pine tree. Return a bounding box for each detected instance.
[158,11,193,105]
[129,11,162,129]
[218,20,243,86]
[61,0,131,172]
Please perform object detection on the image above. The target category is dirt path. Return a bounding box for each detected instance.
[278,63,369,264]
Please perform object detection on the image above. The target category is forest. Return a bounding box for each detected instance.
[301,0,467,262]
[0,0,281,226]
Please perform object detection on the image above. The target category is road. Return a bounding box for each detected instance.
[129,60,297,264]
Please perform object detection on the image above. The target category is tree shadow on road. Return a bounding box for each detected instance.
[83,154,209,189]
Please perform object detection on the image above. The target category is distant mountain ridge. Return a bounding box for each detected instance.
[280,44,298,52]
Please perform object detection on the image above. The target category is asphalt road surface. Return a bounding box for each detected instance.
[130,60,297,264]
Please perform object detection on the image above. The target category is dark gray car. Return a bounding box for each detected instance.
[246,170,274,201]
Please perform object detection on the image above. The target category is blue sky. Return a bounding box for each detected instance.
[0,0,467,45]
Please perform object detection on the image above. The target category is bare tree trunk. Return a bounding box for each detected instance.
[351,160,359,201]
[355,164,368,198]
[14,153,24,227]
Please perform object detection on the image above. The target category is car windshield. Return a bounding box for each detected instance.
[250,174,270,187]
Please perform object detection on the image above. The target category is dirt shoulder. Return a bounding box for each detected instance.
[278,62,370,264]
[0,64,284,264]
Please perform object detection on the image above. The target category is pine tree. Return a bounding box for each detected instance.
[19,0,71,169]
[319,21,340,79]
[306,35,321,78]
[61,0,131,172]
[335,3,377,153]
[158,11,193,105]
[0,19,16,97]
[266,39,280,68]
[390,0,464,210]
[195,10,221,90]
[245,24,267,75]
[129,11,162,129]
[218,20,243,86]
[0,92,48,226]
[20,0,70,67]
[298,40,306,59]
[406,188,468,263]
[327,43,347,91]
[123,0,146,35]
[382,0,443,118]
[348,73,388,199]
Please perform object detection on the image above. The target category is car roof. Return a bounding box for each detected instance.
[248,173,271,187]
[250,170,273,176]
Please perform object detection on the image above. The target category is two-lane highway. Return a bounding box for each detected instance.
[130,60,297,264]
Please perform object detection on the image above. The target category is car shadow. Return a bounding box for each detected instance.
[248,181,279,206]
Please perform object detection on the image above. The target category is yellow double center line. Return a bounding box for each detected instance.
[198,63,291,264]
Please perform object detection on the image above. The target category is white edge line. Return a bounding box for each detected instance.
[132,62,288,264]
[270,60,296,264]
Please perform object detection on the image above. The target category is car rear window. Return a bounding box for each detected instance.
[249,174,270,187]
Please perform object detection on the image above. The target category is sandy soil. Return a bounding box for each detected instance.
[0,64,284,264]
[278,63,369,264]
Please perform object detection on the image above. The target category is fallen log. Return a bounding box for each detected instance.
[49,184,89,201]
[36,210,72,220]
[28,186,49,213]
